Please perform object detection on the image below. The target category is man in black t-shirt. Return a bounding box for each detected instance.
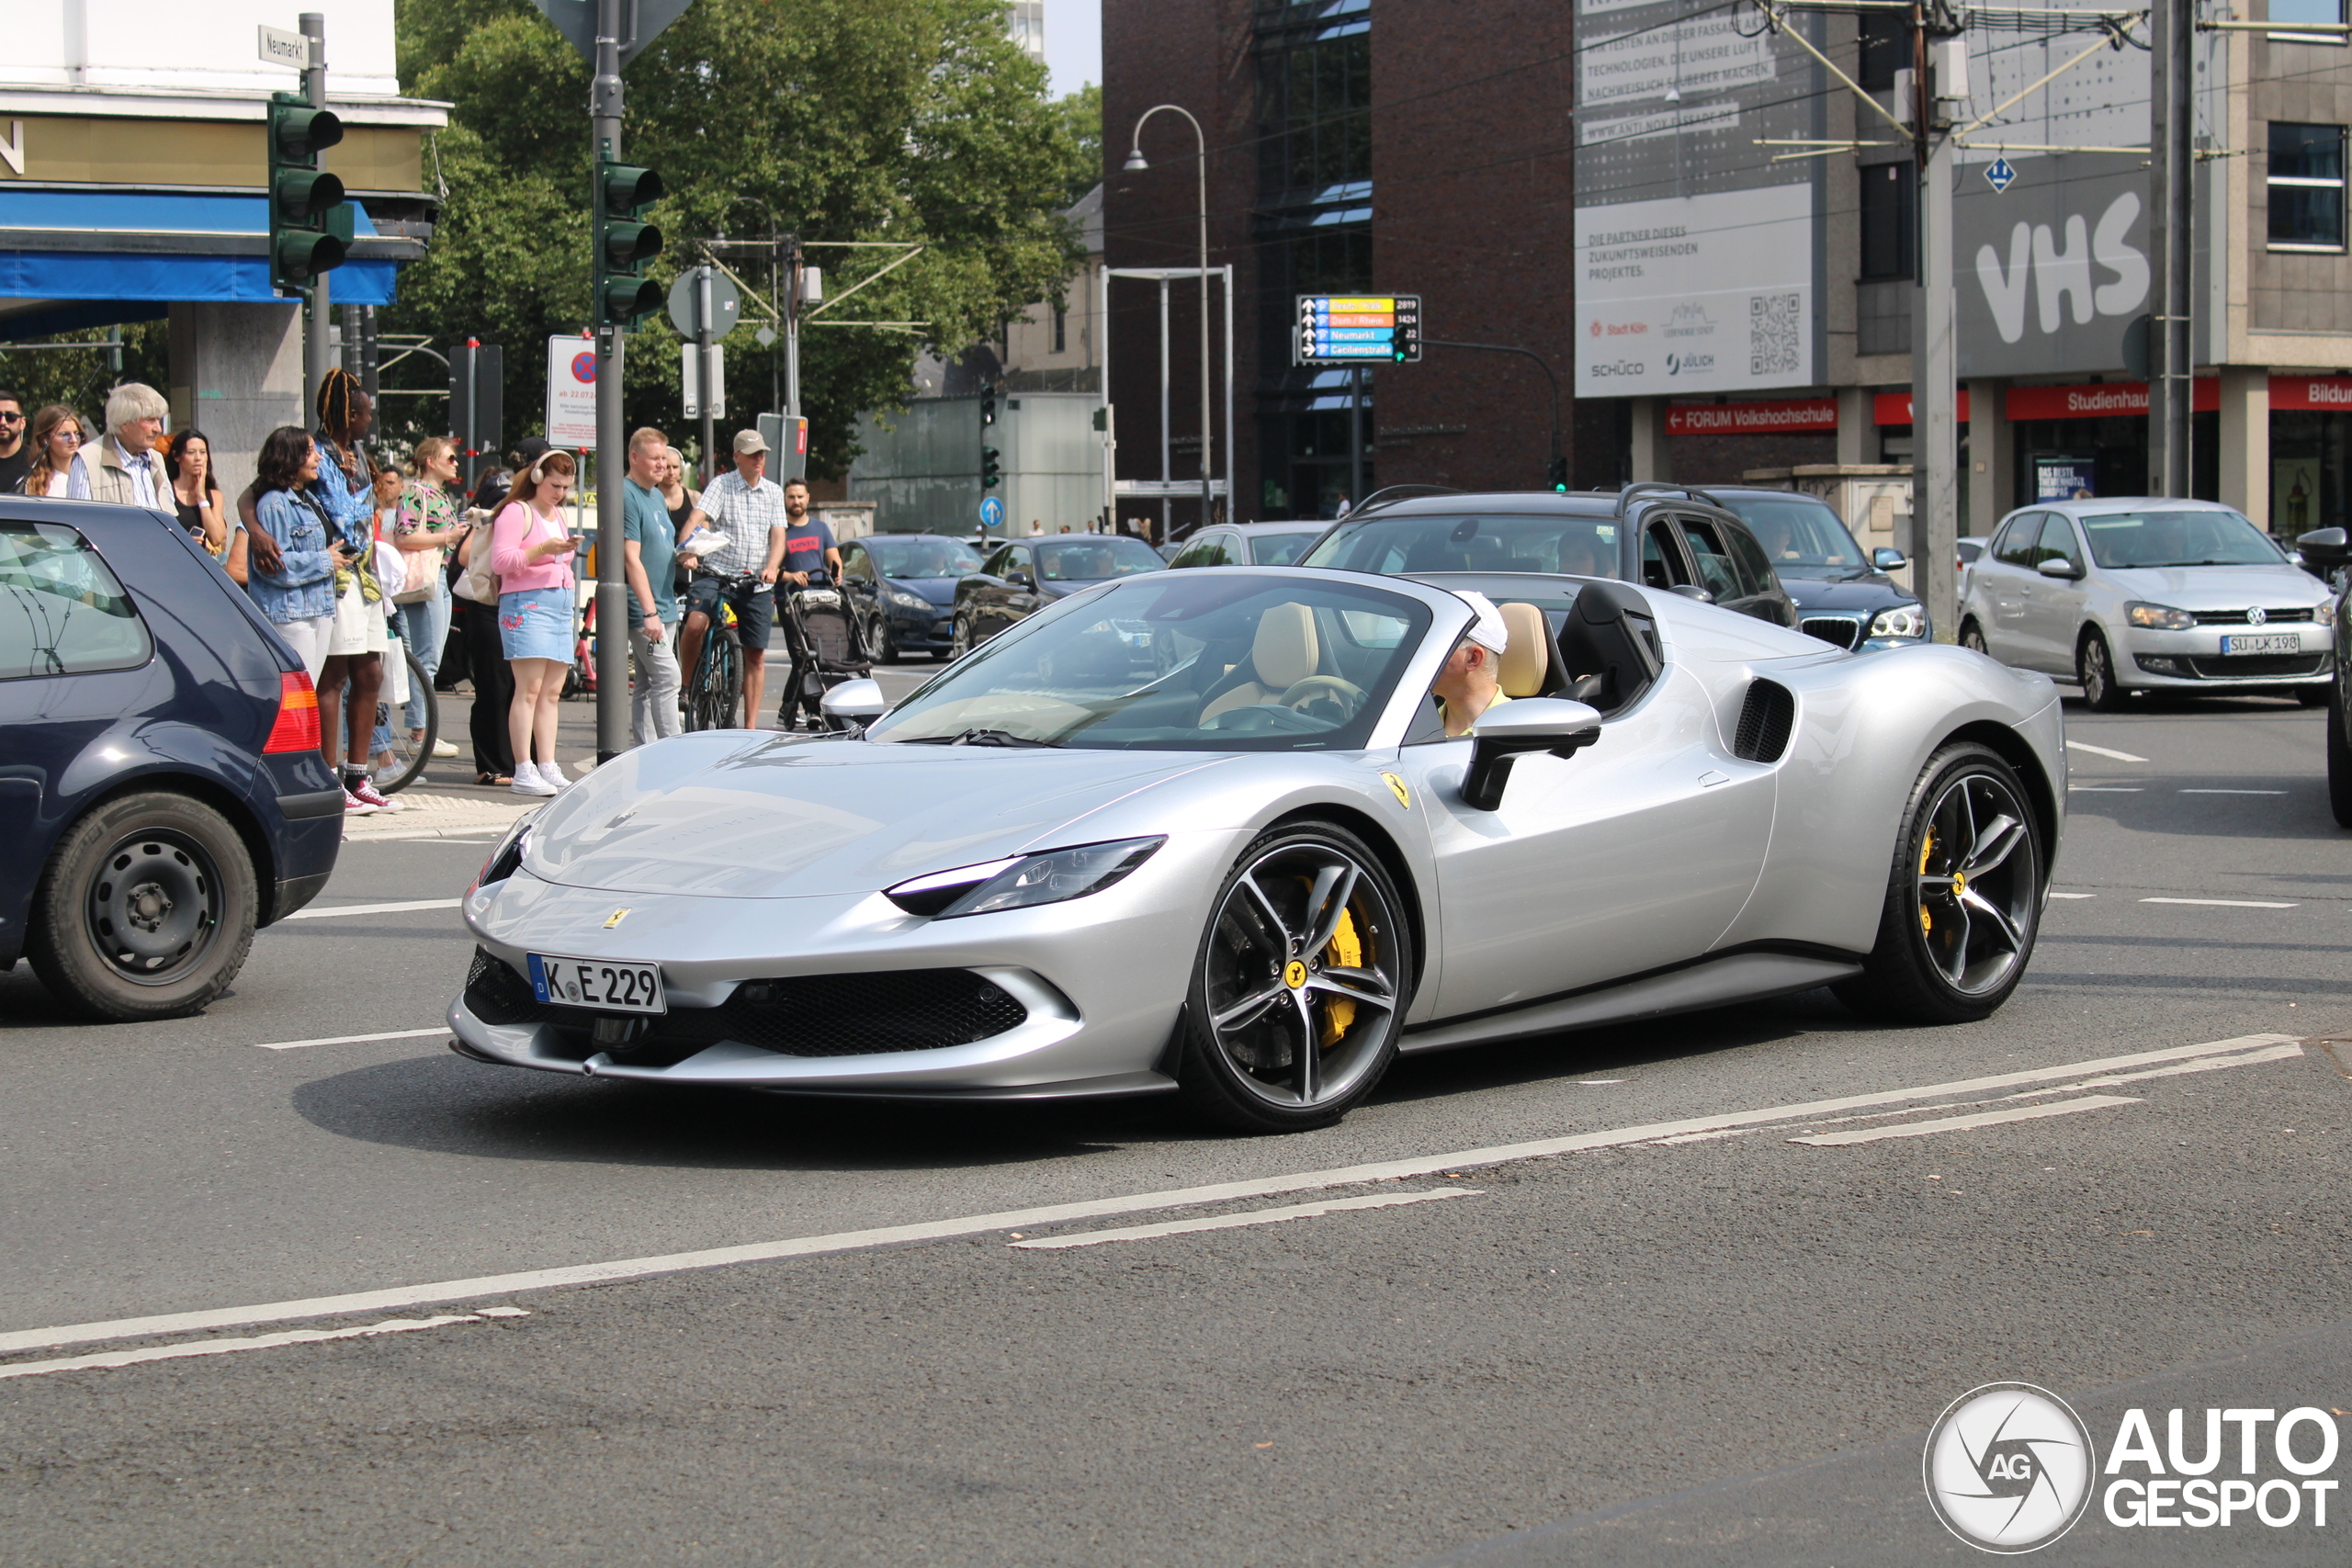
[0,390,28,496]
[777,479,841,584]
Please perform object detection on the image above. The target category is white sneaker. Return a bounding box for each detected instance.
[510,761,559,797]
[541,762,573,791]
[431,739,459,758]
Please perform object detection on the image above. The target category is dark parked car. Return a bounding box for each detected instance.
[950,534,1167,653]
[2297,525,2352,826]
[1,500,342,1019]
[1166,521,1327,569]
[1702,486,1930,648]
[1298,484,1801,628]
[838,532,983,662]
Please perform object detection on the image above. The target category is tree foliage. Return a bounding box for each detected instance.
[387,0,1093,479]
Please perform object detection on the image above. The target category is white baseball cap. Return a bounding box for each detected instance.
[1453,590,1510,655]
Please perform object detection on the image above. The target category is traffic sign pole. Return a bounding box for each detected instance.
[592,0,628,762]
[697,265,716,484]
[300,12,329,432]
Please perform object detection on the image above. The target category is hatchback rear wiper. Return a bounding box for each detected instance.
[905,728,1061,748]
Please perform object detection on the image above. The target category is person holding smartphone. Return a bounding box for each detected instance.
[490,448,582,796]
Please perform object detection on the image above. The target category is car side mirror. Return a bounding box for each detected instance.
[1668,583,1713,603]
[2036,557,2084,580]
[820,677,888,731]
[1006,570,1034,588]
[1460,698,1603,811]
[2296,526,2349,573]
[1872,547,1908,570]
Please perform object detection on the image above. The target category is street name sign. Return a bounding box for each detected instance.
[256,24,310,70]
[1295,295,1421,366]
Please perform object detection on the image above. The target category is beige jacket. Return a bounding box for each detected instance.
[68,437,165,509]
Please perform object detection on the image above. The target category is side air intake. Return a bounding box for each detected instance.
[1732,679,1794,762]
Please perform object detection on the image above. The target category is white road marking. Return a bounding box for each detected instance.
[0,1032,2295,1359]
[254,1027,449,1052]
[2067,739,2150,762]
[1789,1094,2142,1146]
[1789,1043,2301,1134]
[281,898,462,920]
[1008,1189,1474,1250]
[2069,786,2143,793]
[1577,1079,1627,1085]
[2141,897,2299,908]
[2180,789,2287,795]
[345,830,504,844]
[2048,892,2098,899]
[0,1313,514,1382]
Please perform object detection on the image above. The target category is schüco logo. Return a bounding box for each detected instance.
[1589,360,1646,377]
[1667,353,1715,375]
[1925,1385,2344,1553]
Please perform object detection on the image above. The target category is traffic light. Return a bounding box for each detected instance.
[1548,455,1569,493]
[267,92,347,292]
[980,446,1001,489]
[980,383,999,424]
[594,159,665,328]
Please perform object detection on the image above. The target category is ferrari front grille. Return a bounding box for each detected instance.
[462,948,1030,1063]
[1801,615,1861,649]
[1732,679,1795,763]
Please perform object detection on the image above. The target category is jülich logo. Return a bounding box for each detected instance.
[1666,353,1714,376]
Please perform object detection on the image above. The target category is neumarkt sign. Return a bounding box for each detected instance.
[526,0,695,68]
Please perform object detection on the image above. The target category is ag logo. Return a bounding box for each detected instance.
[1924,1382,2095,1552]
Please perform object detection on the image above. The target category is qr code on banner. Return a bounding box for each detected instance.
[1749,293,1801,376]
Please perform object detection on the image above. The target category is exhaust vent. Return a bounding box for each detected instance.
[1732,680,1795,762]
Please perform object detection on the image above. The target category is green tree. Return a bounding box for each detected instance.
[387,0,1092,479]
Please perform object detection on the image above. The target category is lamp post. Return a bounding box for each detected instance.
[1125,105,1213,535]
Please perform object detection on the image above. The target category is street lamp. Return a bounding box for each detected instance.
[1125,104,1213,536]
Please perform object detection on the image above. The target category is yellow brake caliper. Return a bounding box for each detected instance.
[1318,908,1362,1048]
[1918,826,1937,935]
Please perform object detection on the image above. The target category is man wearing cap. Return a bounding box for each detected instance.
[680,428,787,727]
[1432,591,1514,737]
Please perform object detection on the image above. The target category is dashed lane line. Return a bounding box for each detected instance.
[2142,897,2300,908]
[280,898,463,920]
[0,1032,2296,1360]
[1009,1189,1475,1250]
[2067,739,2151,762]
[254,1027,449,1052]
[2049,892,2098,899]
[0,1309,531,1382]
[2181,788,2289,796]
[1788,1093,2143,1146]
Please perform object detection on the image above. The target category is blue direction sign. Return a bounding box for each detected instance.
[1985,156,2018,193]
[1295,294,1422,366]
[978,493,1006,531]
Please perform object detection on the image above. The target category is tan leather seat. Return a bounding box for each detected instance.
[1201,604,1320,723]
[1498,600,1548,698]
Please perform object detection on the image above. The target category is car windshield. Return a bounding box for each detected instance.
[866,536,982,578]
[869,574,1431,751]
[2078,509,2285,569]
[1246,530,1321,566]
[1034,536,1168,581]
[1722,495,1868,575]
[1303,513,1621,578]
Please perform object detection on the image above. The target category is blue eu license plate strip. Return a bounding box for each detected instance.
[526,953,553,1003]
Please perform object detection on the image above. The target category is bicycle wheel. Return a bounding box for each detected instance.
[712,632,743,728]
[374,649,437,795]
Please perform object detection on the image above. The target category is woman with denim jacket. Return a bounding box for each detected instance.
[245,425,349,682]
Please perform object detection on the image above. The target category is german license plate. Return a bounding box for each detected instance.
[2220,633,2301,656]
[527,953,666,1013]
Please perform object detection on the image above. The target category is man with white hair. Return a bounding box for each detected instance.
[66,382,169,508]
[1432,590,1513,737]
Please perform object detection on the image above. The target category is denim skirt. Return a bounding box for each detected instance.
[497,590,573,662]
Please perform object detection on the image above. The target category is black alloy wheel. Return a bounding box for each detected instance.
[949,613,972,659]
[1836,743,2043,1024]
[2077,630,2129,712]
[1959,621,1989,657]
[870,614,901,665]
[28,791,258,1021]
[1176,822,1413,1133]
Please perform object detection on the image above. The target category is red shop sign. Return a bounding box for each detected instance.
[1871,389,1972,425]
[2267,375,2352,411]
[2006,378,2220,421]
[1664,399,1838,435]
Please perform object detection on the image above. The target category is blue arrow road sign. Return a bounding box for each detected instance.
[978,494,1006,530]
[1985,156,2018,193]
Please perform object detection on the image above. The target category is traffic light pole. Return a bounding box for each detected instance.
[591,0,628,762]
[1424,339,1563,489]
[300,12,330,432]
[697,264,717,485]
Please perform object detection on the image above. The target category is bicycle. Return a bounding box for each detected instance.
[370,647,438,794]
[681,570,755,731]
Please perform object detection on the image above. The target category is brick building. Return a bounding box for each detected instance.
[1102,0,1576,535]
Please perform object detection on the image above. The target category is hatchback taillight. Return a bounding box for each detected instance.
[264,669,322,753]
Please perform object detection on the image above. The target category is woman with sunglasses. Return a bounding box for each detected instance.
[20,405,85,497]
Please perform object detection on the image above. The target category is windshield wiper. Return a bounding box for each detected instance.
[903,728,1061,748]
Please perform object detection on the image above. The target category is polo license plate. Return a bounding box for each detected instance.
[527,953,666,1014]
[2219,633,2301,656]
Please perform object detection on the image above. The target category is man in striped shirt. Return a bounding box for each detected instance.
[680,429,787,726]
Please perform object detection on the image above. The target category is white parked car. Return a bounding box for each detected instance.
[1957,500,2335,710]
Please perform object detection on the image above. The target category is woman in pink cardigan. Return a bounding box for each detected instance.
[491,449,581,796]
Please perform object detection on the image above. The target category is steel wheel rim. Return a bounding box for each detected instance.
[2081,639,2109,704]
[1914,770,2037,996]
[85,829,223,986]
[1202,841,1400,1110]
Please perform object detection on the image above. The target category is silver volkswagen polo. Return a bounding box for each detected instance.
[1958,500,2335,709]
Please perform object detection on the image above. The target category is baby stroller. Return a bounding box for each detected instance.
[776,574,873,730]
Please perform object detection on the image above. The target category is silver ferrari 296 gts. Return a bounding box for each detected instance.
[449,567,2064,1132]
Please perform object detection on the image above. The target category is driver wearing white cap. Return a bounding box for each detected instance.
[1432,590,1513,737]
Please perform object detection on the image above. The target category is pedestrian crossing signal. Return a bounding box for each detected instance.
[981,446,1001,488]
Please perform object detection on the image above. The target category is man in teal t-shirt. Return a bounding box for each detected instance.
[622,427,683,743]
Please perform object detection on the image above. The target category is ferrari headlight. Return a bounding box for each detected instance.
[1869,603,1928,639]
[2126,601,2196,630]
[469,813,535,894]
[887,589,932,610]
[884,837,1165,919]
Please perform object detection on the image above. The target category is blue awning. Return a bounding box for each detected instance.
[0,188,420,314]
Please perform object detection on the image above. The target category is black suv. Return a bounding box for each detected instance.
[2299,525,2352,826]
[1701,486,1930,648]
[1300,484,1799,627]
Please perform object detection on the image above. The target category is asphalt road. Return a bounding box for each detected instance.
[0,684,2345,1566]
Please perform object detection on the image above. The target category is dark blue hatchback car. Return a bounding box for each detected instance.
[1,498,342,1020]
